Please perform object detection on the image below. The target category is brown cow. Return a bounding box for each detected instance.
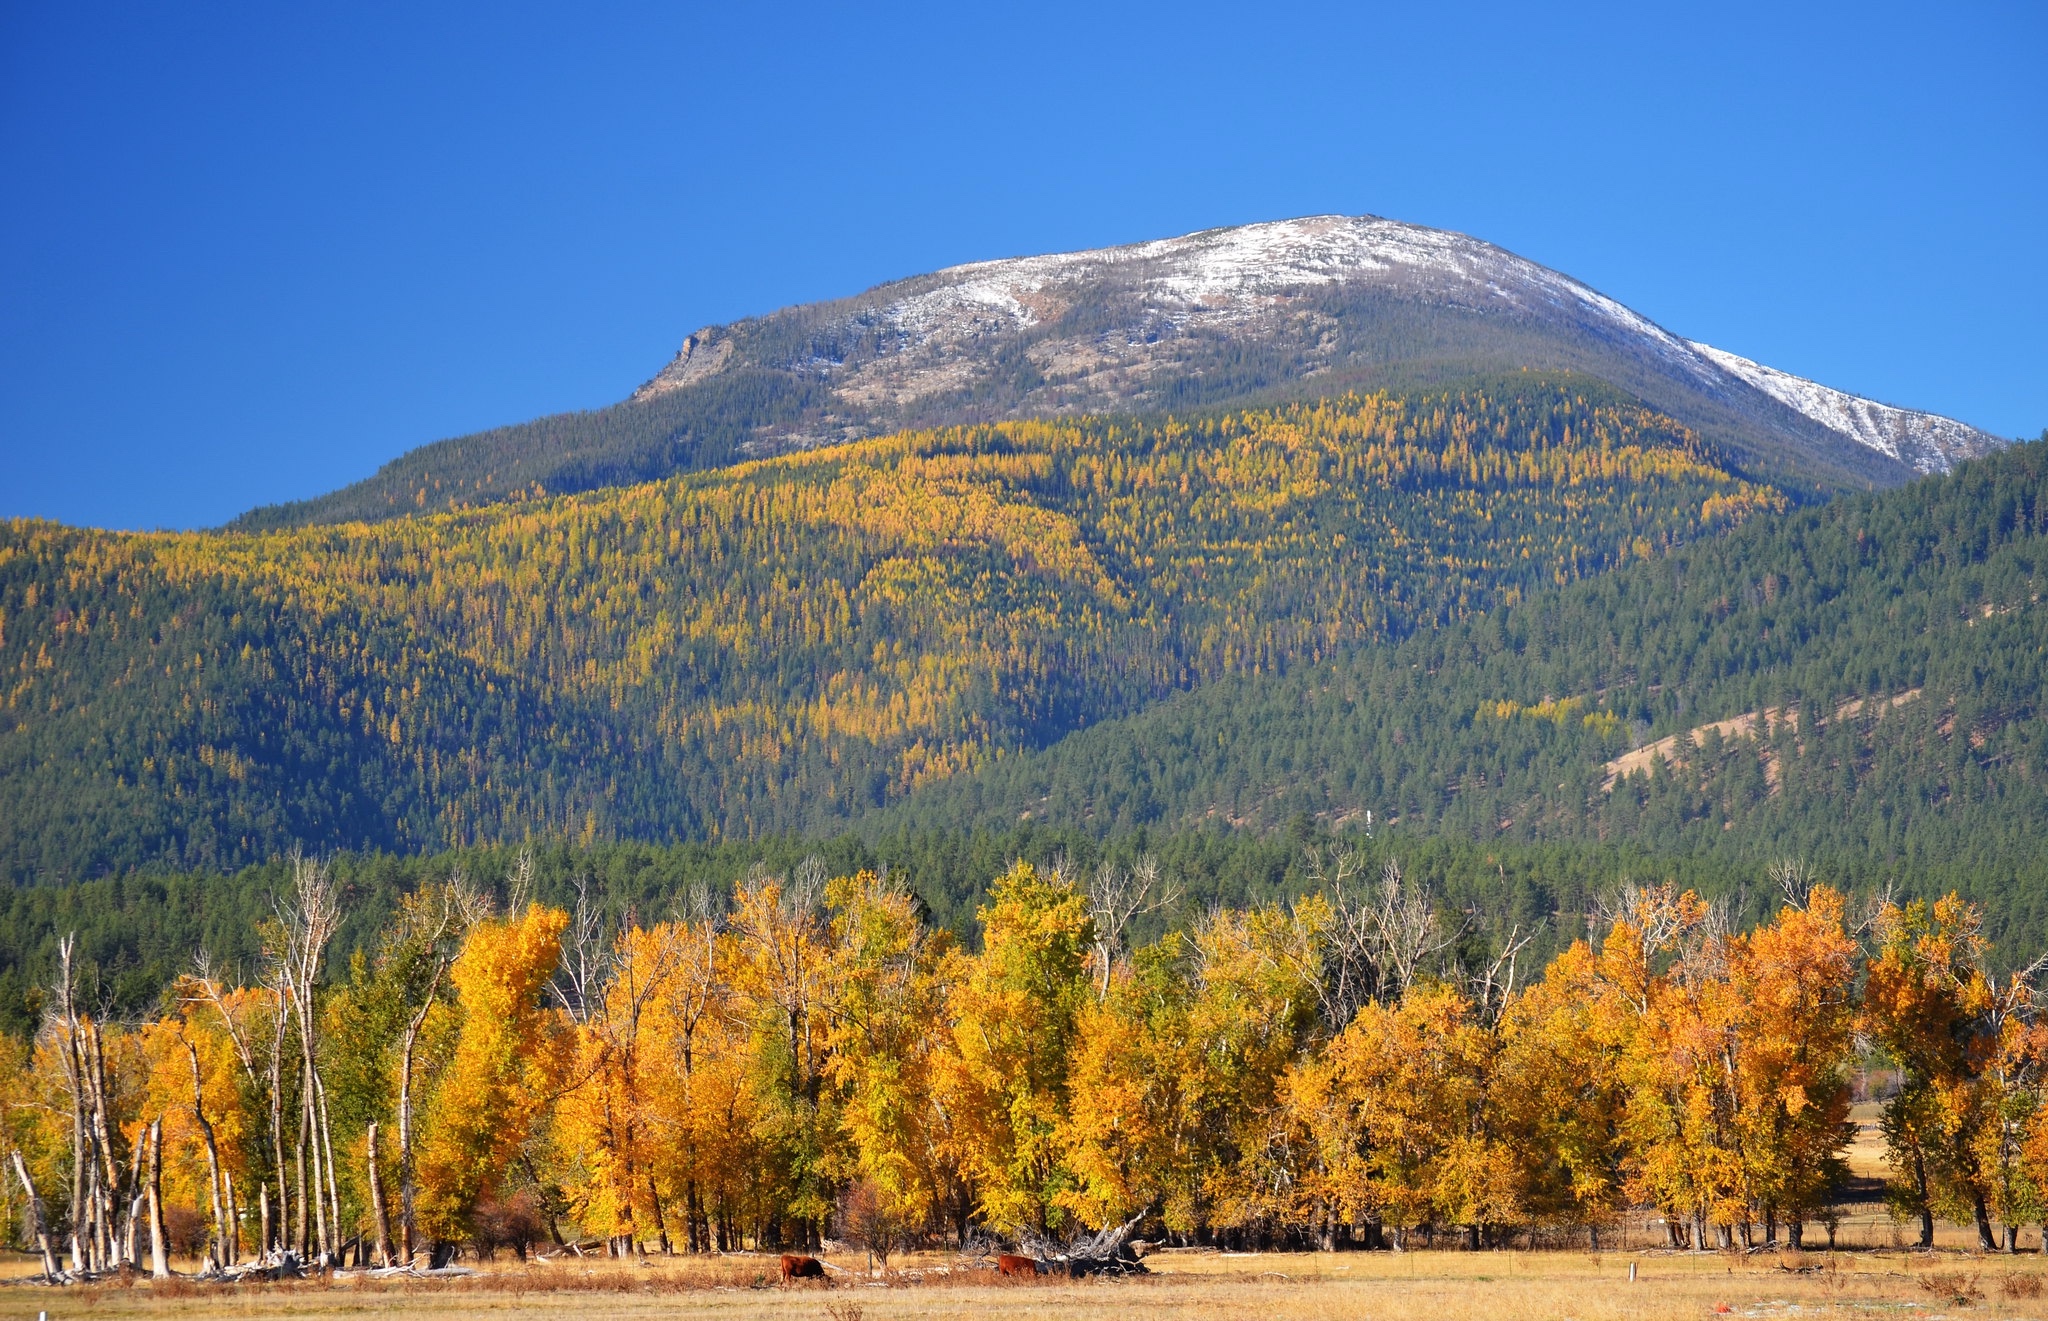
[780,1253,827,1284]
[996,1253,1041,1278]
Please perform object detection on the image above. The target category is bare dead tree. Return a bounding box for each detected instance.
[789,854,828,915]
[50,935,92,1271]
[81,1012,122,1267]
[1849,876,1901,943]
[274,853,344,1263]
[185,1041,228,1269]
[1086,855,1179,999]
[1468,922,1539,1026]
[184,950,271,1260]
[9,1147,58,1276]
[1366,859,1451,1000]
[1301,846,1376,1028]
[551,870,613,1025]
[144,1120,168,1278]
[366,1122,394,1267]
[505,846,536,912]
[1769,859,1818,911]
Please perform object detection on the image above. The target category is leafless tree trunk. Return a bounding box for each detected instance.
[83,1019,124,1267]
[1363,859,1449,1000]
[276,853,344,1263]
[145,1120,168,1278]
[186,1041,227,1269]
[52,935,91,1271]
[1087,855,1177,999]
[396,1004,424,1265]
[366,1122,394,1267]
[268,965,292,1255]
[223,1167,240,1265]
[10,1148,58,1276]
[185,951,270,1260]
[1469,922,1537,1026]
[294,1094,310,1255]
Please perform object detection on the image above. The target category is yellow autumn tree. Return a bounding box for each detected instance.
[1285,983,1505,1250]
[727,866,840,1245]
[1866,892,2031,1250]
[1494,939,1631,1242]
[936,861,1092,1235]
[822,870,964,1242]
[642,910,754,1252]
[415,902,568,1248]
[1168,903,1324,1239]
[556,921,683,1252]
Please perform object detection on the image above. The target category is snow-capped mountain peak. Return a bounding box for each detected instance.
[270,215,2010,525]
[630,215,2000,479]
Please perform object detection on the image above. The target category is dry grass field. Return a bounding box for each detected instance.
[6,1246,2048,1321]
[8,1109,2045,1321]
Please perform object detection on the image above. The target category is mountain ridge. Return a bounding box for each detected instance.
[230,216,2005,530]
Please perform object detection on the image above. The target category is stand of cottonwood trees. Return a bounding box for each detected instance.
[4,850,2048,1270]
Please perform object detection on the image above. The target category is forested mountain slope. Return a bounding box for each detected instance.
[0,379,1780,881]
[231,216,2003,528]
[884,438,2048,881]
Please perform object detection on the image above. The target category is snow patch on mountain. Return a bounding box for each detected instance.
[887,216,1715,381]
[1689,342,2004,475]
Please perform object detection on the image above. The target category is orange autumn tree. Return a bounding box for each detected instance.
[1723,879,1859,1247]
[415,901,569,1250]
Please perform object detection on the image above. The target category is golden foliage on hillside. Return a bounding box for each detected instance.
[0,384,1783,868]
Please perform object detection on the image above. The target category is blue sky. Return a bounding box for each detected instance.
[2,1,2042,529]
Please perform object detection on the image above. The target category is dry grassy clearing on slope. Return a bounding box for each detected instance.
[0,380,1781,879]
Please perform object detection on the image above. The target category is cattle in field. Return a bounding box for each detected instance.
[780,1253,827,1284]
[996,1253,1041,1277]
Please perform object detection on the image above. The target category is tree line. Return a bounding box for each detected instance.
[6,850,2048,1272]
